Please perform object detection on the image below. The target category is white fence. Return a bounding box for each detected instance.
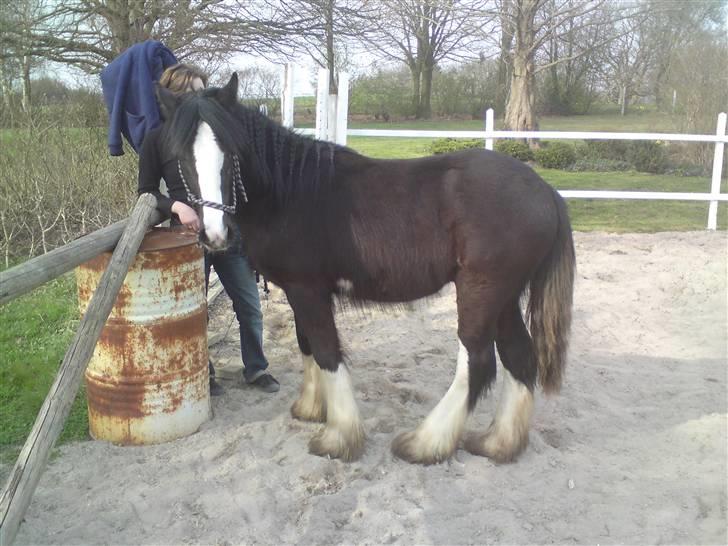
[281,65,728,230]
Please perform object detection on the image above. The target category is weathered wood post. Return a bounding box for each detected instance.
[0,194,158,545]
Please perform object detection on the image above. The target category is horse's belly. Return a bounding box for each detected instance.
[340,268,451,303]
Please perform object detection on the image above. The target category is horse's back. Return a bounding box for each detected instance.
[331,148,561,302]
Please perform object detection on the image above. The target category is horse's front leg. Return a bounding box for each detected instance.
[286,285,365,462]
[290,315,326,423]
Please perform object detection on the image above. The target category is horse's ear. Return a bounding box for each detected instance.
[156,84,180,121]
[218,73,239,109]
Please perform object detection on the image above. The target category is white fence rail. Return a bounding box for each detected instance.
[281,66,727,230]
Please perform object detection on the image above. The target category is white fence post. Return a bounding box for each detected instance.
[281,63,294,128]
[707,112,726,230]
[485,108,494,151]
[315,68,329,140]
[335,72,349,146]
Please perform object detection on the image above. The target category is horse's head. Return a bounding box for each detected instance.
[157,74,244,252]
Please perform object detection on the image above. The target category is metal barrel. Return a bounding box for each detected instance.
[76,227,210,445]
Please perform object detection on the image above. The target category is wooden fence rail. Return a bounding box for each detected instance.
[0,208,164,306]
[0,194,159,546]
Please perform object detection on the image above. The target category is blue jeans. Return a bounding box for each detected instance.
[205,248,269,382]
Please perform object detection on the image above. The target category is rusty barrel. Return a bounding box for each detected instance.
[76,227,210,445]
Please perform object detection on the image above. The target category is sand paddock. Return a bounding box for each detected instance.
[12,231,727,545]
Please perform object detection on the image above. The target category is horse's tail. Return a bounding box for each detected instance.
[527,188,575,395]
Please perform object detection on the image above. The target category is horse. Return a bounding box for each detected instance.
[155,74,575,465]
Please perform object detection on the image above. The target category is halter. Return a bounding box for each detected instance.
[177,155,248,214]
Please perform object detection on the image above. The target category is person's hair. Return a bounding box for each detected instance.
[159,64,208,95]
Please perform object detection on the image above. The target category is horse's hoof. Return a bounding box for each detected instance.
[290,398,326,423]
[309,425,365,462]
[463,428,528,464]
[391,430,454,465]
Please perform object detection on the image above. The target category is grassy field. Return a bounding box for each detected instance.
[0,273,88,465]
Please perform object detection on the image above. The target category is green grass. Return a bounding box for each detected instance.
[0,273,88,465]
[535,169,728,232]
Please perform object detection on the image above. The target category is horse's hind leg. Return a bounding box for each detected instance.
[290,316,326,423]
[465,300,536,463]
[391,274,501,465]
[286,285,365,461]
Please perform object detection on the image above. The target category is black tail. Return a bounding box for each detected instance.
[527,189,575,394]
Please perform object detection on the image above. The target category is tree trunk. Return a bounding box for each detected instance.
[419,63,433,119]
[495,0,514,113]
[325,0,337,95]
[21,55,31,115]
[504,0,539,136]
[410,64,421,118]
[505,55,537,132]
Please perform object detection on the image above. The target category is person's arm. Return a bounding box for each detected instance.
[137,130,201,231]
[137,130,175,216]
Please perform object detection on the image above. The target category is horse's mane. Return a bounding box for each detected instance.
[164,89,353,205]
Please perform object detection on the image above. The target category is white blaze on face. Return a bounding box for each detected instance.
[193,122,226,247]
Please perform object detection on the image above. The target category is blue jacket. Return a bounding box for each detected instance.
[100,40,177,156]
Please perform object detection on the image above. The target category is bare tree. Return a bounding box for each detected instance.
[494,0,514,113]
[364,0,493,119]
[494,0,623,132]
[0,0,50,115]
[256,0,375,94]
[539,0,604,114]
[642,0,727,109]
[0,1,318,74]
[596,7,653,116]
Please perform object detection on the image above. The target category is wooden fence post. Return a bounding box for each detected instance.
[0,194,158,546]
[707,112,726,230]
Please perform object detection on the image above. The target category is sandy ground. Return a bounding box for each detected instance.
[11,231,728,545]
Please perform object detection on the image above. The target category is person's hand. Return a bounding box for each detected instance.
[171,201,200,232]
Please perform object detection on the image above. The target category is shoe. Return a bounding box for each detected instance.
[209,377,225,396]
[248,373,280,393]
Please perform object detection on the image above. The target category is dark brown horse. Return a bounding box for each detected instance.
[156,74,575,464]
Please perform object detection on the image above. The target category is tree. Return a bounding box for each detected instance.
[0,0,49,115]
[596,7,653,116]
[539,0,604,114]
[641,0,727,110]
[0,1,317,74]
[259,0,375,94]
[365,0,493,119]
[495,0,617,132]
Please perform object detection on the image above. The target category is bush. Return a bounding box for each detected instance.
[665,163,708,177]
[1,124,138,265]
[576,140,670,174]
[569,159,632,172]
[430,138,483,155]
[578,140,630,161]
[494,140,534,161]
[626,141,669,174]
[534,142,576,169]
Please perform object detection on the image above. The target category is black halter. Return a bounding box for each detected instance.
[177,155,248,214]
